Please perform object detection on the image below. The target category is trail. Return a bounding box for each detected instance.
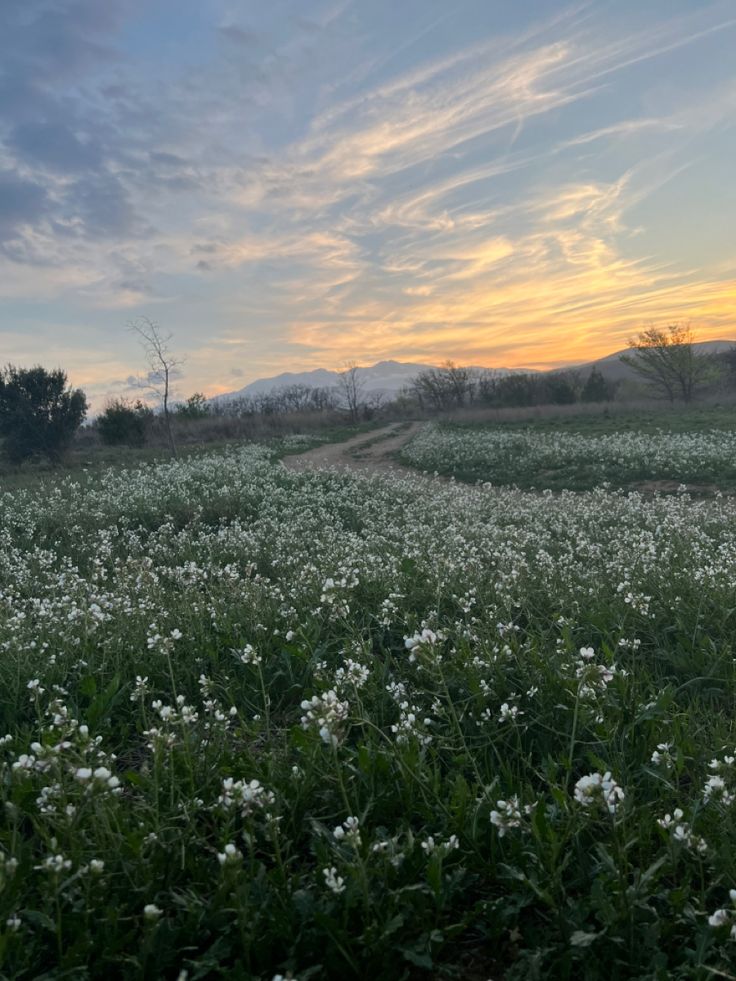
[282,422,423,476]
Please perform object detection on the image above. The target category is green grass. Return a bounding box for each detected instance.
[450,404,736,436]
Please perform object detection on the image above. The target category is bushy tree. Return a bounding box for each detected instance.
[491,373,538,407]
[581,368,615,403]
[542,372,578,405]
[176,392,209,420]
[97,399,151,447]
[0,365,87,463]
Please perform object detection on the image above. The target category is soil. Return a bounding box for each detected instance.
[282,422,423,476]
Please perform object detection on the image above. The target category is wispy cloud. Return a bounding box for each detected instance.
[0,0,735,405]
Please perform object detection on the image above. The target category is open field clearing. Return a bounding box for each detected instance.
[2,443,736,978]
[400,422,736,491]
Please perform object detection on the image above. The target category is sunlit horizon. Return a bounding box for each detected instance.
[1,0,735,408]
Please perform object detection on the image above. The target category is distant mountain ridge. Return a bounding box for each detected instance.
[213,359,535,402]
[212,341,736,403]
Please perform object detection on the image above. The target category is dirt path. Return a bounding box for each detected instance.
[283,422,423,475]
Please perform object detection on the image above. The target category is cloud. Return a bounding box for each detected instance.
[8,120,102,173]
[1,0,735,405]
[0,170,49,245]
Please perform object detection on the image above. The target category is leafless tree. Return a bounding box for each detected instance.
[129,317,183,457]
[410,361,475,410]
[337,361,365,423]
[621,324,710,403]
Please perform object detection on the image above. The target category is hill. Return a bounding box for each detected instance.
[213,359,534,403]
[574,339,735,382]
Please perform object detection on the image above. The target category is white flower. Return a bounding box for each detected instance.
[6,914,21,931]
[704,774,736,806]
[300,690,349,747]
[421,833,459,856]
[333,816,361,846]
[37,854,72,874]
[143,903,163,920]
[217,843,242,866]
[218,777,275,817]
[709,908,730,928]
[651,743,673,767]
[322,866,346,895]
[490,796,524,836]
[236,644,261,666]
[498,702,523,723]
[404,628,438,651]
[574,771,625,814]
[89,859,105,874]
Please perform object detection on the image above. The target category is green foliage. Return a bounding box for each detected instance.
[97,399,152,447]
[487,371,580,409]
[176,392,210,420]
[0,364,87,464]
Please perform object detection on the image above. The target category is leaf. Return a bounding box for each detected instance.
[400,557,417,577]
[23,909,56,933]
[79,675,97,698]
[401,946,433,969]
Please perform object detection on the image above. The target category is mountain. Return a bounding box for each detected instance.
[213,359,533,403]
[211,341,736,405]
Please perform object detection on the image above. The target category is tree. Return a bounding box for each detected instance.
[97,398,151,447]
[621,324,709,403]
[410,362,475,411]
[176,392,209,420]
[0,364,87,463]
[337,362,365,423]
[581,368,616,403]
[491,373,538,407]
[542,372,578,405]
[129,317,182,456]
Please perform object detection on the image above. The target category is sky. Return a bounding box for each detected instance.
[1,0,735,408]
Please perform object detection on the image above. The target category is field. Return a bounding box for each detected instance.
[400,410,736,491]
[2,427,736,978]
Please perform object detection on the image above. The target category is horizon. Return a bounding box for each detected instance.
[2,1,736,411]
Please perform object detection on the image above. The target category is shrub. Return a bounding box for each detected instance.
[176,392,210,420]
[0,364,87,463]
[97,399,151,447]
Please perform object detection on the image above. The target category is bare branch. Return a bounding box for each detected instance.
[128,317,182,457]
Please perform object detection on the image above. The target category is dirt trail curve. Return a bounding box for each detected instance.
[283,422,423,476]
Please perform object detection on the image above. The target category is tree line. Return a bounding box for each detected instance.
[0,322,732,465]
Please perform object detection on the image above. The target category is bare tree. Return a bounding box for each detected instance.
[129,317,183,457]
[621,324,710,403]
[337,361,365,423]
[410,361,474,411]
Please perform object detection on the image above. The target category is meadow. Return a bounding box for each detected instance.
[400,413,736,491]
[1,432,736,978]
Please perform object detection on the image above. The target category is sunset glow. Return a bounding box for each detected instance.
[1,0,735,406]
